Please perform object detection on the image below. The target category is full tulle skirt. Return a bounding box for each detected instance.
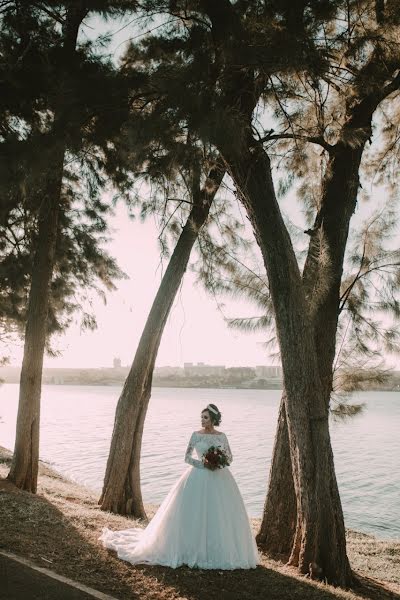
[99,466,260,570]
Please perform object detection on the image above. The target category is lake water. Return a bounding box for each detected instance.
[0,384,399,540]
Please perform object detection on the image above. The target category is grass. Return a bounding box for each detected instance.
[0,445,399,600]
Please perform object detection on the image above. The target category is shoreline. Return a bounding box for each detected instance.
[3,381,400,391]
[10,454,400,544]
[3,379,400,392]
[1,445,399,600]
[1,379,284,390]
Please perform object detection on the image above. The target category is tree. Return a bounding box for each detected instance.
[252,4,400,562]
[5,3,89,492]
[99,30,250,516]
[121,0,400,584]
[2,1,133,492]
[100,158,224,516]
[183,2,400,582]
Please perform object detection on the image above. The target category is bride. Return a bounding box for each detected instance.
[100,403,260,570]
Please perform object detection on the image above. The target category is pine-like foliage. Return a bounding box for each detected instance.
[0,3,133,351]
[117,1,400,397]
[109,0,346,290]
[214,206,400,413]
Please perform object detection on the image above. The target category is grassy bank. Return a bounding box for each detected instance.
[0,445,399,600]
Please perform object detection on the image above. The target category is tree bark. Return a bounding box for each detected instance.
[7,171,62,492]
[257,66,400,561]
[7,6,87,493]
[100,164,225,517]
[257,142,363,557]
[255,394,296,555]
[220,136,353,585]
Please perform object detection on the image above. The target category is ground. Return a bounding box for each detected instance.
[0,445,399,600]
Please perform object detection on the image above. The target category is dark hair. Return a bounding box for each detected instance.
[202,404,222,426]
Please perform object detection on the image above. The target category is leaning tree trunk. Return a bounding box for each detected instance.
[221,136,353,585]
[7,7,87,493]
[100,164,224,517]
[257,70,400,560]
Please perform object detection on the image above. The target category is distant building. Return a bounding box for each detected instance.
[184,362,226,377]
[255,365,282,378]
[155,366,184,378]
[113,357,122,369]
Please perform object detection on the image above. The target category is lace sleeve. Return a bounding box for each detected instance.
[184,433,204,469]
[223,433,233,464]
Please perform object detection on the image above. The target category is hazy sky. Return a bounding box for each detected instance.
[53,14,276,370]
[30,186,397,371]
[43,202,274,369]
[6,12,400,371]
[6,13,273,370]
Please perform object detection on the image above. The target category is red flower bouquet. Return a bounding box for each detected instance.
[202,445,230,470]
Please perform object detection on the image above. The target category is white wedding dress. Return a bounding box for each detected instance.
[100,431,260,570]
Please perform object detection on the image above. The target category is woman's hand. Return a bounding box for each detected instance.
[204,459,217,471]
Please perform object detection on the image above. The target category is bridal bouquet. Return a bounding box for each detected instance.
[202,445,230,470]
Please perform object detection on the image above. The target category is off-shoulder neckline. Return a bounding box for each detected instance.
[195,430,224,436]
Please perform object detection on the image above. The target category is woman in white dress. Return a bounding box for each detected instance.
[100,404,260,570]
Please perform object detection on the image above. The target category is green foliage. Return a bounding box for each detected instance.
[217,205,400,409]
[0,2,131,352]
[115,2,400,406]
[3,0,400,379]
[331,207,400,405]
[258,1,400,208]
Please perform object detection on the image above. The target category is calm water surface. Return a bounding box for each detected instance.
[0,384,399,539]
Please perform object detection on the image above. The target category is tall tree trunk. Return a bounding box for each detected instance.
[100,164,224,517]
[257,70,400,560]
[7,170,62,492]
[257,142,364,556]
[7,6,87,493]
[221,137,352,585]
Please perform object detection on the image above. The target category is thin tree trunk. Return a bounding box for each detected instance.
[100,164,224,517]
[7,172,62,492]
[7,6,87,493]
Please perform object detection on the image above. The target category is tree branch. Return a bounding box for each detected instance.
[261,131,333,152]
[339,261,400,313]
[32,2,65,25]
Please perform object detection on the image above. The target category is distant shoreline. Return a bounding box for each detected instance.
[1,379,284,390]
[2,365,400,391]
[2,379,400,391]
